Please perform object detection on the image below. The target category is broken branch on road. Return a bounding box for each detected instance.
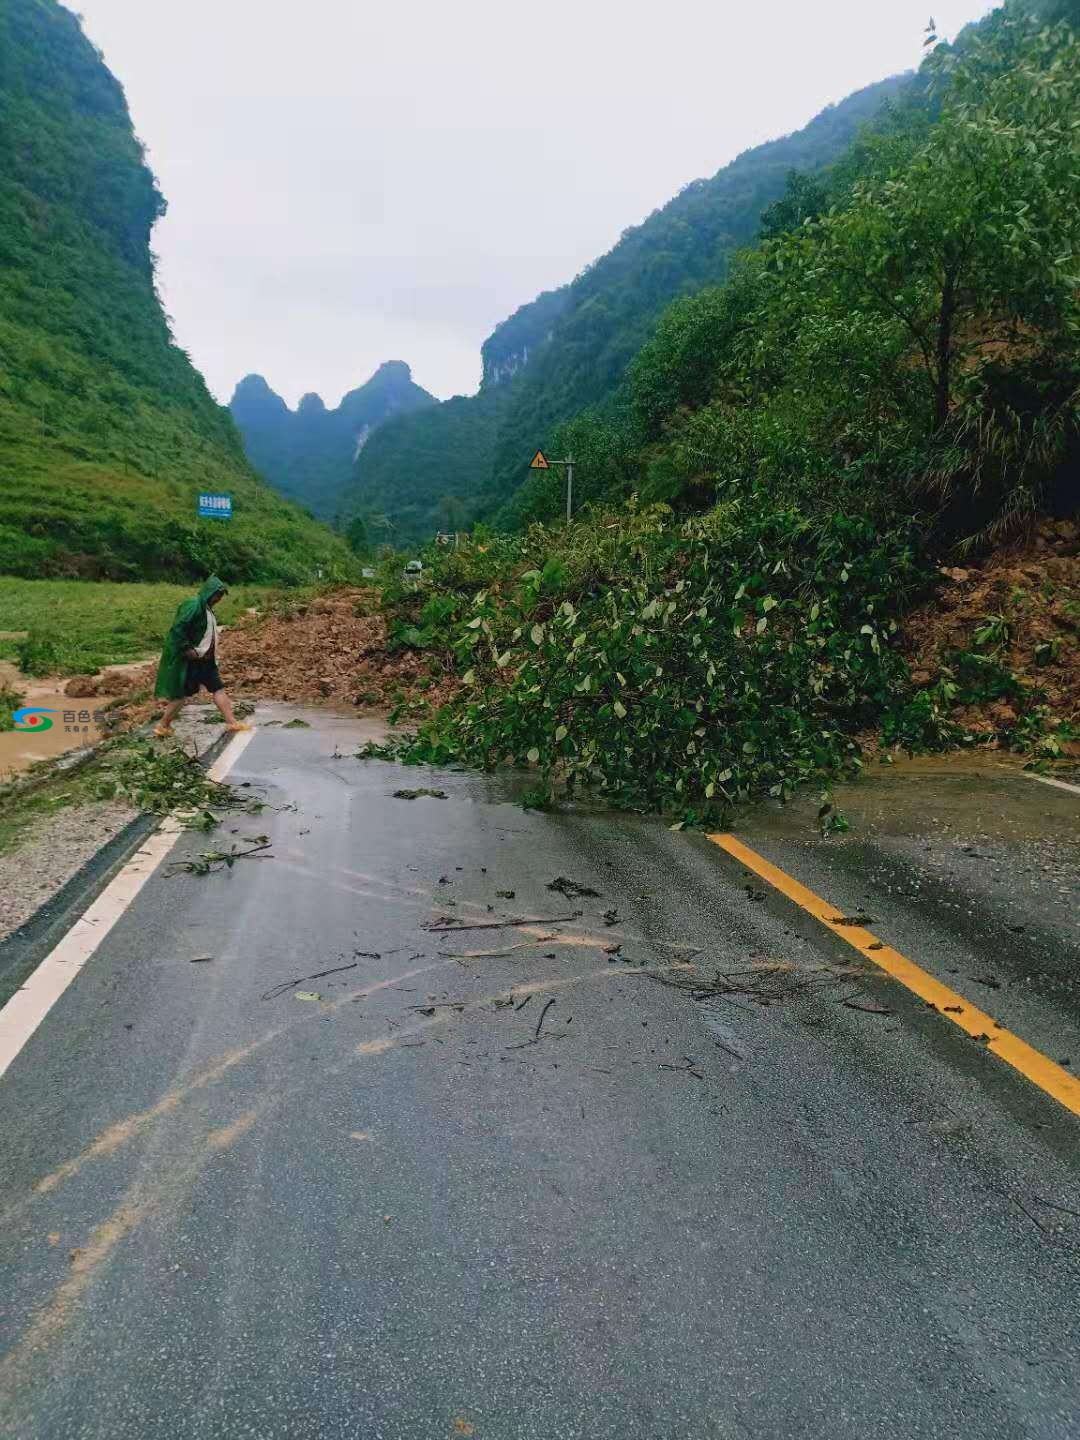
[262,960,359,1001]
[659,1057,704,1079]
[438,943,537,960]
[547,876,602,900]
[423,912,581,933]
[534,997,556,1039]
[501,996,566,1051]
[653,958,869,1006]
[842,997,894,1015]
[168,838,272,876]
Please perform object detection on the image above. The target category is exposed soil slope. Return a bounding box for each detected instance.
[901,520,1079,749]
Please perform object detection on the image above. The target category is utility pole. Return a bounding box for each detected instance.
[529,449,576,524]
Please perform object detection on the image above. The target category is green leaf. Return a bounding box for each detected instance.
[526,747,540,763]
[613,700,627,719]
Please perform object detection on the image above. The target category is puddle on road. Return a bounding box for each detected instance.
[746,750,1080,849]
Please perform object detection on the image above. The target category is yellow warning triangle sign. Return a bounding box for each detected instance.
[529,449,550,470]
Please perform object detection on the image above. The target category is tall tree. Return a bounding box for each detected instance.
[785,15,1079,431]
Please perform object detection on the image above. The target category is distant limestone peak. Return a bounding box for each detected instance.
[229,360,438,520]
[229,373,290,423]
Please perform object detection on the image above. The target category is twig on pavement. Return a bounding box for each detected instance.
[423,913,581,934]
[262,960,359,1001]
[992,1184,1050,1235]
[1032,1196,1080,1219]
[535,998,556,1039]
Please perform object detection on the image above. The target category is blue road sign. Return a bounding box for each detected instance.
[198,492,232,520]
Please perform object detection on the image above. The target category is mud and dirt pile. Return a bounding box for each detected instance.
[94,588,457,728]
[900,519,1079,746]
[223,589,458,710]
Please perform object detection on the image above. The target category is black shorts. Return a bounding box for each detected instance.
[184,657,224,696]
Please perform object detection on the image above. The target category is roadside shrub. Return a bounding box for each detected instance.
[15,634,73,677]
[0,684,25,731]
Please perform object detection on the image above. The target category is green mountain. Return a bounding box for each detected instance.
[229,361,436,521]
[0,0,354,583]
[342,382,512,546]
[345,72,908,545]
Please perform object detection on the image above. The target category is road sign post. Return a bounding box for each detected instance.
[529,450,575,524]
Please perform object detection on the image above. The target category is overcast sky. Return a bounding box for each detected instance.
[75,0,996,408]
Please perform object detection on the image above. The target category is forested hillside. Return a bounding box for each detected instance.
[0,0,353,582]
[347,72,907,544]
[377,5,1080,819]
[229,361,436,521]
[338,383,512,546]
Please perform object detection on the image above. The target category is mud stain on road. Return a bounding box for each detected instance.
[30,1041,275,1200]
[0,953,706,1404]
[6,959,455,1224]
[0,1111,258,1420]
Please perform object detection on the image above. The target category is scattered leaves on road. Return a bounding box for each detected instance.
[547,876,601,899]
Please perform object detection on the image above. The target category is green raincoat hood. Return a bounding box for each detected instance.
[198,574,228,604]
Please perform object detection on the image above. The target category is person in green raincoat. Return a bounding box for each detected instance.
[153,575,253,739]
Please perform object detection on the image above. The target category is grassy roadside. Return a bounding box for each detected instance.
[0,578,312,676]
[0,758,102,857]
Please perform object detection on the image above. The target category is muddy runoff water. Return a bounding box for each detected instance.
[0,661,152,778]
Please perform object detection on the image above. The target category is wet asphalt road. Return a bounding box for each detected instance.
[1,709,1079,1439]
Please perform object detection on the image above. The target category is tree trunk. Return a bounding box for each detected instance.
[934,266,958,431]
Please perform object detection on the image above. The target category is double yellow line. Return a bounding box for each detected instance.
[708,833,1080,1119]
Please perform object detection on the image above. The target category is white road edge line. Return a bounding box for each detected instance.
[1021,770,1080,798]
[0,730,257,1081]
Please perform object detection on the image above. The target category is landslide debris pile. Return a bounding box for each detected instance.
[901,521,1080,751]
[80,589,458,725]
[223,590,458,710]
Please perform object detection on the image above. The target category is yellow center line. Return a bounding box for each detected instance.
[707,832,1080,1120]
